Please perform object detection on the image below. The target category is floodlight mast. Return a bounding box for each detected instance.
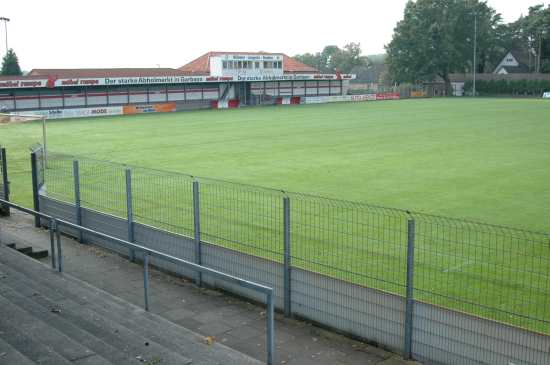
[0,17,9,56]
[473,12,477,97]
[42,116,47,168]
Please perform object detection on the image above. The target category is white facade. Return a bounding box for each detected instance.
[209,54,284,78]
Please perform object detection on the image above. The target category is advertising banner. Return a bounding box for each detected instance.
[122,102,176,115]
[14,106,123,119]
[411,91,427,98]
[350,94,377,102]
[376,92,401,100]
[543,92,550,99]
[1,74,356,89]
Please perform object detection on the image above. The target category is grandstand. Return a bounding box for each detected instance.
[0,51,355,118]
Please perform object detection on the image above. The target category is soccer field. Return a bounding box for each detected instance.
[2,97,550,333]
[2,98,549,232]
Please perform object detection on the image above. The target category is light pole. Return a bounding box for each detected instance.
[0,17,9,56]
[472,12,477,97]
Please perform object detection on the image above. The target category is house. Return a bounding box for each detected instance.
[493,51,531,74]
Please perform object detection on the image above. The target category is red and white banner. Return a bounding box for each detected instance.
[299,93,401,105]
[0,79,49,89]
[0,73,356,89]
[376,92,400,100]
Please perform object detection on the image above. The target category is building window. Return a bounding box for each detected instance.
[255,61,260,69]
[223,61,227,69]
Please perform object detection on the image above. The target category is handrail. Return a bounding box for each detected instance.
[0,198,275,365]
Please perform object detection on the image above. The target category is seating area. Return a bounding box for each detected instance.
[0,244,261,365]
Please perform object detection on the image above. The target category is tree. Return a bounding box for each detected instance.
[1,49,22,76]
[293,52,323,72]
[294,43,369,74]
[513,5,550,73]
[386,0,502,92]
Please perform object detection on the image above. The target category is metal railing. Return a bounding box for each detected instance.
[0,198,276,365]
[0,146,9,216]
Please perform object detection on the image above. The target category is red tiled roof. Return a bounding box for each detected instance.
[178,52,319,75]
[27,68,187,78]
[0,74,50,80]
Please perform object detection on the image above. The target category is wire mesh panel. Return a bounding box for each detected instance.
[289,194,409,296]
[132,167,194,237]
[412,214,550,335]
[198,178,284,262]
[43,152,75,204]
[78,159,127,218]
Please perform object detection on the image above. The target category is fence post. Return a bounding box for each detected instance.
[0,147,9,216]
[143,253,150,311]
[266,291,274,365]
[403,218,416,360]
[283,196,291,317]
[55,225,63,273]
[126,169,135,262]
[49,218,56,269]
[193,181,202,286]
[30,151,40,227]
[73,160,83,243]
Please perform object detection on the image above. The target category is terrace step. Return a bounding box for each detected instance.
[16,246,34,254]
[0,337,36,365]
[5,242,49,261]
[0,260,192,365]
[0,244,263,365]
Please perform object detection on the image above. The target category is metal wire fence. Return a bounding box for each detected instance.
[38,151,550,336]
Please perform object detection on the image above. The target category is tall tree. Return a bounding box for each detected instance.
[1,49,22,76]
[513,5,550,73]
[294,43,369,74]
[386,0,501,92]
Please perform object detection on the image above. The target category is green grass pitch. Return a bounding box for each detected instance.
[1,98,549,333]
[3,98,549,231]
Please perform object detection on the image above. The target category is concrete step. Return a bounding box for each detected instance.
[0,262,192,365]
[0,245,262,365]
[27,249,49,259]
[5,242,49,260]
[0,254,262,365]
[0,294,113,365]
[0,337,36,365]
[0,296,74,365]
[16,246,34,254]
[0,283,134,365]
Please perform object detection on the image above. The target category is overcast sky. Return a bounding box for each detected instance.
[1,0,548,71]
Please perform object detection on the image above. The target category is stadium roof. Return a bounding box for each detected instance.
[178,52,319,75]
[27,68,188,78]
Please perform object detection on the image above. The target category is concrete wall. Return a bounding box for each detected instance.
[38,193,550,365]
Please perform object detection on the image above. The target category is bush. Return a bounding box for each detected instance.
[464,79,550,96]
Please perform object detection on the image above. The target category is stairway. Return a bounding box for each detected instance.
[0,245,262,365]
[5,242,49,260]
